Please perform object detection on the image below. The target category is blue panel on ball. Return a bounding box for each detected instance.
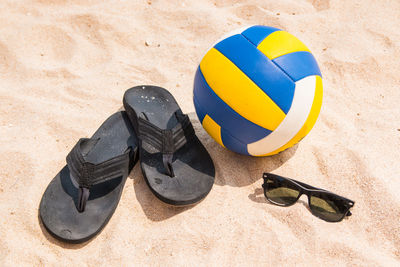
[214,34,295,114]
[193,67,271,144]
[193,95,206,123]
[221,128,249,155]
[272,51,322,81]
[241,25,280,46]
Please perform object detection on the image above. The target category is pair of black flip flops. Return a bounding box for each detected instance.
[39,86,215,243]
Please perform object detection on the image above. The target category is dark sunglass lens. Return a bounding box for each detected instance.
[265,177,300,205]
[309,193,349,222]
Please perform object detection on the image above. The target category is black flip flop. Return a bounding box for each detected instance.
[39,111,138,243]
[123,86,215,206]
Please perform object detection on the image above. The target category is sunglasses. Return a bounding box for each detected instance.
[262,173,355,222]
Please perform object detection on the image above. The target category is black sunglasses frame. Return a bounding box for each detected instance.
[262,173,355,222]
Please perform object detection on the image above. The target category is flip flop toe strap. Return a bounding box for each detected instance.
[138,112,195,177]
[78,187,90,212]
[162,153,174,177]
[66,138,131,212]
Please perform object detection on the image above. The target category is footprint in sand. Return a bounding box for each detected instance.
[0,41,25,76]
[9,25,76,70]
[234,4,282,27]
[309,0,330,11]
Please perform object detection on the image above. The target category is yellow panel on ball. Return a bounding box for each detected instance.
[257,30,311,60]
[200,48,286,132]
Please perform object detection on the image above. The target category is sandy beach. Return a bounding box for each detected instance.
[0,0,399,265]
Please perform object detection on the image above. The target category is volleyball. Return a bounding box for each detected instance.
[193,25,323,156]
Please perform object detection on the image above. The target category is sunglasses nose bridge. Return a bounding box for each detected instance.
[297,191,307,201]
[294,185,304,195]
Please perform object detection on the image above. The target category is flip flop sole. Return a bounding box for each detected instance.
[39,111,137,243]
[123,86,215,206]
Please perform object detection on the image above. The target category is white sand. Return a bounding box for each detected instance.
[0,0,399,265]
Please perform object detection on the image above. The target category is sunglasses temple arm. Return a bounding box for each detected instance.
[263,174,321,190]
[295,179,355,203]
[292,179,324,191]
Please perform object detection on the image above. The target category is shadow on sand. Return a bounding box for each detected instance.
[132,113,298,221]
